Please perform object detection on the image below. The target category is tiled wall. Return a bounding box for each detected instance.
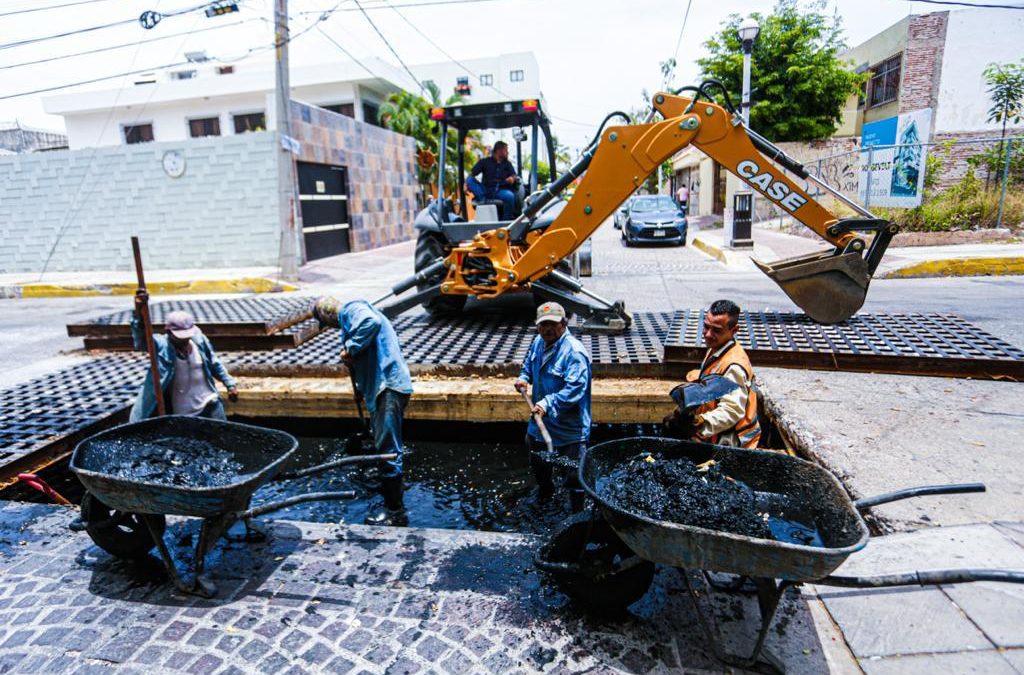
[290,101,419,253]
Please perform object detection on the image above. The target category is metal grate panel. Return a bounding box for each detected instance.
[67,296,315,337]
[664,310,1024,379]
[0,356,142,462]
[82,318,323,352]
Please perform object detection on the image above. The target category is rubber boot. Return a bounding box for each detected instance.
[531,453,555,501]
[364,476,407,526]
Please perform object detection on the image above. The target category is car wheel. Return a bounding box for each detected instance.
[415,230,466,316]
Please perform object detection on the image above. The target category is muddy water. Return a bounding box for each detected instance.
[251,436,576,534]
[91,437,246,488]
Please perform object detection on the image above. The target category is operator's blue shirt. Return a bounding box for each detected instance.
[518,331,592,447]
[128,317,237,422]
[335,300,413,414]
[470,156,517,194]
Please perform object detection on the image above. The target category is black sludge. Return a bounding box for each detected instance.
[601,453,771,539]
[98,436,246,488]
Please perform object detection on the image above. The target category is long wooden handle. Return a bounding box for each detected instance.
[132,236,165,416]
[519,388,554,454]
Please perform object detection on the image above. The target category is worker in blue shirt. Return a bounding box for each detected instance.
[313,297,414,526]
[514,302,592,511]
[466,141,519,219]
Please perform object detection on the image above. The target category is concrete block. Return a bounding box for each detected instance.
[859,650,1018,674]
[818,587,992,657]
[943,581,1024,647]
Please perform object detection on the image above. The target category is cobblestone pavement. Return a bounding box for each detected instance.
[0,502,839,674]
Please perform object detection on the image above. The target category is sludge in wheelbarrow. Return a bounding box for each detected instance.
[71,415,299,519]
[580,437,871,581]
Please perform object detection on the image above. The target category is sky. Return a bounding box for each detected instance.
[0,0,932,151]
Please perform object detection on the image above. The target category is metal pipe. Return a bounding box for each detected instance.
[435,121,447,226]
[132,236,165,416]
[530,119,539,193]
[805,173,875,218]
[864,146,874,211]
[457,128,467,218]
[997,138,1013,228]
[854,482,985,510]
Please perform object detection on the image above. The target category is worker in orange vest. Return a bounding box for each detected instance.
[667,299,761,449]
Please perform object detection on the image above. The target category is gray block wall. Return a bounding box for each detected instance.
[0,132,280,274]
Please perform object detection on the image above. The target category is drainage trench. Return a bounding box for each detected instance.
[0,374,790,536]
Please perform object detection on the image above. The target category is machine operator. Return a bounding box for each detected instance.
[466,140,519,220]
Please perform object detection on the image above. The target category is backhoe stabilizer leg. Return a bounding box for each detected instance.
[531,280,632,334]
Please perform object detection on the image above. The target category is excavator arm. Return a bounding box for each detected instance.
[378,83,897,326]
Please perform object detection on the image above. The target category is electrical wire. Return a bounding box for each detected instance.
[668,0,693,83]
[0,0,113,18]
[352,0,424,93]
[902,0,1023,7]
[0,61,192,100]
[0,1,222,51]
[315,25,389,80]
[294,0,503,15]
[0,19,254,71]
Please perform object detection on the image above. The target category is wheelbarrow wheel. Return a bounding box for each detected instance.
[80,492,165,559]
[536,512,655,615]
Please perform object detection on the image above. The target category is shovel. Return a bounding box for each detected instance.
[344,367,375,455]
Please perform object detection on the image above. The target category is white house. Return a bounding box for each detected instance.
[43,52,545,150]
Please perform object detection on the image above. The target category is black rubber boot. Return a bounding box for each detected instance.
[364,476,407,526]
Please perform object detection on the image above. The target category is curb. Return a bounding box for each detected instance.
[1,277,298,299]
[881,256,1024,279]
[691,236,728,264]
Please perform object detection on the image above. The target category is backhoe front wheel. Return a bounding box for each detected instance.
[414,231,466,316]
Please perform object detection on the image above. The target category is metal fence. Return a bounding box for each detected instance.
[791,135,1023,229]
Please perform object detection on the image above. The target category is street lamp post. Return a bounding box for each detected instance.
[728,16,760,249]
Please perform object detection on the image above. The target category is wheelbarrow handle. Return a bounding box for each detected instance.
[519,388,554,454]
[820,568,1024,588]
[854,483,986,511]
[242,490,357,519]
[277,453,398,480]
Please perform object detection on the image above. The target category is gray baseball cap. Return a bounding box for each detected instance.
[165,310,198,339]
[535,302,567,324]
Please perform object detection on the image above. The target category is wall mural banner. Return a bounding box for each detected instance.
[858,108,932,208]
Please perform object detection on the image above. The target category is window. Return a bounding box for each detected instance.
[233,112,265,133]
[217,65,234,75]
[480,73,493,86]
[323,103,355,118]
[867,55,901,108]
[171,70,197,80]
[189,117,220,138]
[362,101,380,127]
[123,123,154,144]
[509,69,524,82]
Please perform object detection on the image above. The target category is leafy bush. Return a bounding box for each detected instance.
[878,167,1024,231]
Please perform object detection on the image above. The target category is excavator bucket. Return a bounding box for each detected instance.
[753,250,871,324]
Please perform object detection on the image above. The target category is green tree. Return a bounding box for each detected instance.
[982,60,1024,186]
[696,0,863,141]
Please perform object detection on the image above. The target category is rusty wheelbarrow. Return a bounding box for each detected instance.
[71,416,392,598]
[536,436,1024,673]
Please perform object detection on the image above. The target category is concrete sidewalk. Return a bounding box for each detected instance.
[0,267,296,299]
[691,225,1024,279]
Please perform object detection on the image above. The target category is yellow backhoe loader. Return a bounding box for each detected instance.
[377,80,897,331]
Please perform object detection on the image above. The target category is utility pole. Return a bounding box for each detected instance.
[275,0,301,279]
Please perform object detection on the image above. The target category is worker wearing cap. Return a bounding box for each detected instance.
[129,309,238,422]
[313,297,413,526]
[670,299,761,449]
[514,302,592,509]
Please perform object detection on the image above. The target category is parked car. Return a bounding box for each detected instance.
[620,195,687,246]
[613,197,636,229]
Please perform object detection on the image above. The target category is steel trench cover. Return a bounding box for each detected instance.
[664,310,1024,380]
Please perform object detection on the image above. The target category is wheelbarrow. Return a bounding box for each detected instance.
[70,416,393,598]
[537,436,1024,673]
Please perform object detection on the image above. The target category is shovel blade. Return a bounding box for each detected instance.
[754,251,871,324]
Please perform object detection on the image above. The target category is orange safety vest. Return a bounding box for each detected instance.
[686,341,761,449]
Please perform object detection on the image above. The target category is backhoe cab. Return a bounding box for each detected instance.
[388,99,625,331]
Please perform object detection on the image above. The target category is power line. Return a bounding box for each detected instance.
[671,0,694,68]
[0,0,113,18]
[352,0,424,93]
[316,25,389,80]
[296,0,502,14]
[0,61,192,101]
[0,19,254,71]
[903,0,1024,7]
[0,1,220,51]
